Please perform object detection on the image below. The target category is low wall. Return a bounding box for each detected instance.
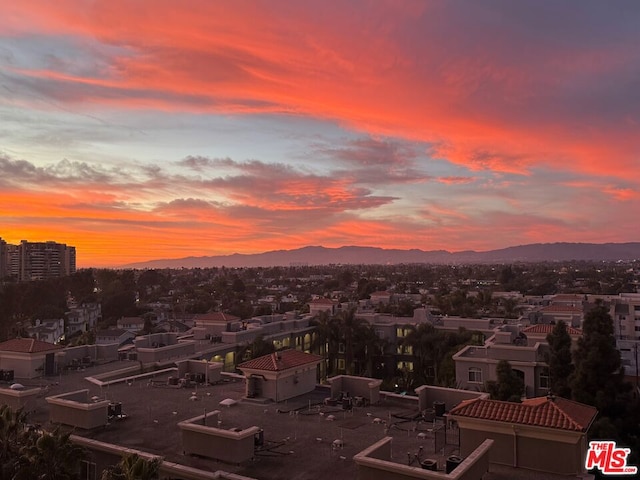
[86,366,177,387]
[176,360,223,383]
[354,437,493,480]
[179,411,261,464]
[328,375,382,405]
[46,389,109,429]
[137,341,196,364]
[415,385,488,414]
[70,435,259,480]
[0,386,41,410]
[61,343,119,366]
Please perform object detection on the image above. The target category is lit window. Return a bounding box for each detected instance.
[468,367,482,383]
[338,359,345,371]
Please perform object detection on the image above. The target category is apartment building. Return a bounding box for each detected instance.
[453,324,551,398]
[0,238,76,281]
[606,293,640,380]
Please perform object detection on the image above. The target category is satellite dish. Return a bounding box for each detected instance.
[10,383,24,390]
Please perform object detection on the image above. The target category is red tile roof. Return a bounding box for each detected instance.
[0,338,63,354]
[522,324,582,335]
[449,396,597,432]
[238,349,323,372]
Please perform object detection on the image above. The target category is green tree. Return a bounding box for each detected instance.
[402,323,440,385]
[0,405,28,478]
[570,303,628,415]
[310,311,340,378]
[545,320,574,398]
[16,428,87,480]
[101,453,161,480]
[238,334,276,362]
[0,405,87,479]
[486,360,524,402]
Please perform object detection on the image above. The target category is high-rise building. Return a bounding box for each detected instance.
[0,237,6,279]
[0,238,76,281]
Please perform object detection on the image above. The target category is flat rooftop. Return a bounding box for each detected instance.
[15,362,586,480]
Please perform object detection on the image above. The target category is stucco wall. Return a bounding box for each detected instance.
[458,420,586,476]
[0,386,40,410]
[137,341,196,363]
[354,437,493,480]
[416,385,487,413]
[176,360,223,383]
[46,389,109,429]
[328,375,382,404]
[179,411,260,464]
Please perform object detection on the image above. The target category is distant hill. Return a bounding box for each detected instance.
[119,242,640,269]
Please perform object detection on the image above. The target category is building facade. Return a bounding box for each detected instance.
[0,238,76,281]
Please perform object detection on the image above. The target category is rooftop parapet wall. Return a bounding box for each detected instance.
[0,386,40,410]
[176,359,223,383]
[71,435,258,480]
[455,343,546,363]
[134,332,180,348]
[61,343,118,366]
[136,341,196,364]
[46,388,109,429]
[354,437,493,480]
[178,411,261,464]
[415,385,488,413]
[328,375,382,405]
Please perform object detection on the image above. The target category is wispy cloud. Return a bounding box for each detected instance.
[0,1,639,265]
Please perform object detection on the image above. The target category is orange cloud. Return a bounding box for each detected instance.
[3,1,639,179]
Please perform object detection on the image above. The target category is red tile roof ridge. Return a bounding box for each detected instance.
[0,337,63,353]
[449,395,597,432]
[238,349,323,371]
[522,324,582,335]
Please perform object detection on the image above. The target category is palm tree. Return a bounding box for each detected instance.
[401,323,439,385]
[16,427,87,480]
[101,453,161,480]
[310,310,340,378]
[335,308,367,375]
[0,405,28,479]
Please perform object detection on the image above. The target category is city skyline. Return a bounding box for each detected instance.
[1,1,639,268]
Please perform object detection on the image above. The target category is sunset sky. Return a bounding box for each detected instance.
[1,1,639,267]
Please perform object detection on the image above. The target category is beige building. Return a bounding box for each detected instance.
[0,338,64,378]
[449,395,597,476]
[520,323,582,348]
[308,297,337,316]
[453,325,550,398]
[238,349,322,402]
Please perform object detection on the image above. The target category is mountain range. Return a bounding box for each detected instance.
[120,242,640,269]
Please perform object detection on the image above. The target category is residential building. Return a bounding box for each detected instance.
[308,297,337,316]
[449,395,597,476]
[453,324,550,398]
[95,329,135,346]
[116,316,145,333]
[66,303,102,336]
[25,318,65,344]
[238,349,323,402]
[607,293,640,381]
[18,240,76,281]
[0,338,65,378]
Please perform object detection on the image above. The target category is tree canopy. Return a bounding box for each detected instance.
[546,320,573,398]
[486,360,524,402]
[570,303,627,414]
